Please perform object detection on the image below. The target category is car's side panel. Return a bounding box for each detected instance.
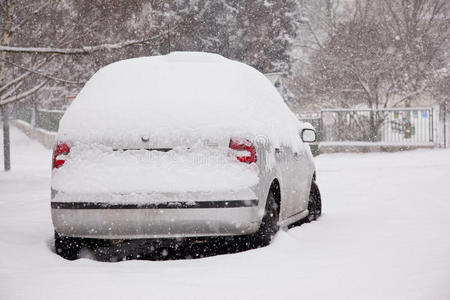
[277,145,296,220]
[256,140,313,226]
[292,140,314,214]
[273,146,293,221]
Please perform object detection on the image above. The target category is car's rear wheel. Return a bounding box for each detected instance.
[54,232,82,260]
[252,190,280,247]
[307,181,322,222]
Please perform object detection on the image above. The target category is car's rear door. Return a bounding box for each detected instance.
[290,137,313,214]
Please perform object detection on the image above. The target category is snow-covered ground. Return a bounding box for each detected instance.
[1,127,449,300]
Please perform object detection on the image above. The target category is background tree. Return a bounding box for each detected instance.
[307,0,449,109]
[0,0,169,171]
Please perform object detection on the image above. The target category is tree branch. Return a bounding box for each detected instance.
[304,20,324,49]
[0,81,23,100]
[0,56,82,84]
[0,71,29,94]
[391,86,426,107]
[334,59,372,99]
[0,55,70,106]
[0,54,57,94]
[0,80,48,105]
[295,43,320,51]
[10,0,55,34]
[0,32,169,55]
[0,1,6,14]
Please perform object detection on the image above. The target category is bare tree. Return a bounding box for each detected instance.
[288,0,346,110]
[307,0,449,110]
[0,0,168,171]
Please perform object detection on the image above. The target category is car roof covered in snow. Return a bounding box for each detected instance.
[58,52,301,148]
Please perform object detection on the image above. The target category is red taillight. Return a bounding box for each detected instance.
[52,143,70,169]
[229,138,257,164]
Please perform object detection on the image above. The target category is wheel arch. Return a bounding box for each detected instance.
[268,178,281,215]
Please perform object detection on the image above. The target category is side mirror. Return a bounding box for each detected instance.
[301,128,317,143]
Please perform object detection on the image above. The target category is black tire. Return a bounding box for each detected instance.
[306,181,322,222]
[252,191,280,247]
[54,232,81,260]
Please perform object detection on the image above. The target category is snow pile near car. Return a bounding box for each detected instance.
[58,52,302,150]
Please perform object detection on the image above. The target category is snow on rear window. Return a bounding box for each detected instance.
[58,52,301,150]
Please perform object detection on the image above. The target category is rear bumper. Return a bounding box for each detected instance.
[51,190,261,239]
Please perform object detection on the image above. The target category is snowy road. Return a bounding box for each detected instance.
[1,127,449,300]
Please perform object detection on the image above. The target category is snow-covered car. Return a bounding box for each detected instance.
[51,52,321,259]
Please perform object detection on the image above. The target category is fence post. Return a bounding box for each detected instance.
[444,102,447,148]
[30,106,38,129]
[318,111,323,142]
[369,110,375,142]
[1,105,11,171]
[430,108,434,143]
